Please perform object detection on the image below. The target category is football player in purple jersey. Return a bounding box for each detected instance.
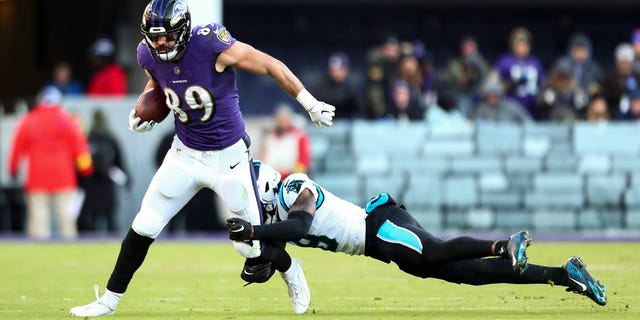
[69,0,334,316]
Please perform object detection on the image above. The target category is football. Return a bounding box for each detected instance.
[135,86,171,123]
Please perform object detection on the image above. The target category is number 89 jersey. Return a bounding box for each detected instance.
[137,23,244,151]
[276,173,367,256]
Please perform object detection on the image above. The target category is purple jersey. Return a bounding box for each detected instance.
[494,53,545,115]
[137,23,244,150]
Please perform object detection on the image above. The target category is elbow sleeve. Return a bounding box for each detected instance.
[252,210,313,242]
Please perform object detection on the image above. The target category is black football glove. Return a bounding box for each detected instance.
[241,258,275,286]
[226,218,254,241]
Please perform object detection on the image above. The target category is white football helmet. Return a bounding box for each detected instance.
[253,160,281,218]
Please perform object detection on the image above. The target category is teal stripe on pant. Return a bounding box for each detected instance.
[376,219,423,254]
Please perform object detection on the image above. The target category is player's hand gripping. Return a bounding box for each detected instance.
[226,218,254,241]
[128,109,156,132]
[296,89,335,128]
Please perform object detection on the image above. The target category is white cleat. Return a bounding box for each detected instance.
[280,258,310,314]
[69,285,117,317]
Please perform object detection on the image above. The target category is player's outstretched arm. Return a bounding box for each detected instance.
[227,189,317,242]
[216,41,335,127]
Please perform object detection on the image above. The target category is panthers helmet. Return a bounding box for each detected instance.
[253,161,281,218]
[141,0,191,62]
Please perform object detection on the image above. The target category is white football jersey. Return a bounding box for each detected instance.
[276,173,367,255]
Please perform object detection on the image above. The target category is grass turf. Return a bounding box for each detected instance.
[0,241,638,319]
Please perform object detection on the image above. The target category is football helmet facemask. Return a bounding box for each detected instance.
[141,0,191,62]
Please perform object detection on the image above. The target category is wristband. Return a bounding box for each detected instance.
[296,89,318,111]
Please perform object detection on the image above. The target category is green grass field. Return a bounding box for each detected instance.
[0,241,638,319]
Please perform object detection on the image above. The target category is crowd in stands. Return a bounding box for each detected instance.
[314,26,640,125]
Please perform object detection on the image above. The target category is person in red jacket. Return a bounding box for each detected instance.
[86,37,128,96]
[260,103,311,179]
[8,86,94,239]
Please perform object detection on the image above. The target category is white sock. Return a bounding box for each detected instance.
[102,289,123,309]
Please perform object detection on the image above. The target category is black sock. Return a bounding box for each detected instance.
[106,229,155,294]
[494,240,508,257]
[426,258,570,286]
[260,242,292,272]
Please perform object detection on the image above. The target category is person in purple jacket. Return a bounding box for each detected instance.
[70,0,334,317]
[494,26,545,119]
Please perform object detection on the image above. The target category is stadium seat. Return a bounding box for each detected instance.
[466,208,494,229]
[478,172,508,191]
[444,210,468,229]
[507,174,533,191]
[505,156,543,173]
[544,155,578,172]
[494,210,533,230]
[522,136,551,157]
[323,153,356,173]
[476,123,522,155]
[623,187,640,208]
[351,120,426,156]
[444,176,477,208]
[427,122,474,139]
[403,175,443,210]
[534,173,583,192]
[410,210,443,230]
[390,155,449,175]
[480,191,522,209]
[578,155,611,174]
[364,175,406,200]
[574,122,640,155]
[585,174,626,207]
[525,192,584,209]
[451,157,501,174]
[314,174,362,205]
[577,209,624,230]
[423,139,475,157]
[626,210,640,228]
[533,210,576,230]
[356,154,390,175]
[612,156,640,173]
[524,122,571,142]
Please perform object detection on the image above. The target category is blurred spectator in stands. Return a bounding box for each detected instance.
[615,89,640,121]
[86,37,128,97]
[394,42,427,112]
[440,36,490,111]
[77,109,129,234]
[600,42,639,118]
[411,40,438,106]
[45,61,84,95]
[365,33,400,119]
[586,94,611,123]
[554,32,603,97]
[631,28,640,74]
[312,52,361,119]
[260,103,311,179]
[494,26,545,119]
[470,76,532,123]
[424,89,470,127]
[387,79,423,121]
[7,86,94,239]
[536,59,589,122]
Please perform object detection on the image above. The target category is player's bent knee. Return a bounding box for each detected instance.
[131,210,165,238]
[217,177,249,213]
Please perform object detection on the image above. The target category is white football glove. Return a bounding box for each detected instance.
[296,89,335,128]
[128,109,156,132]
